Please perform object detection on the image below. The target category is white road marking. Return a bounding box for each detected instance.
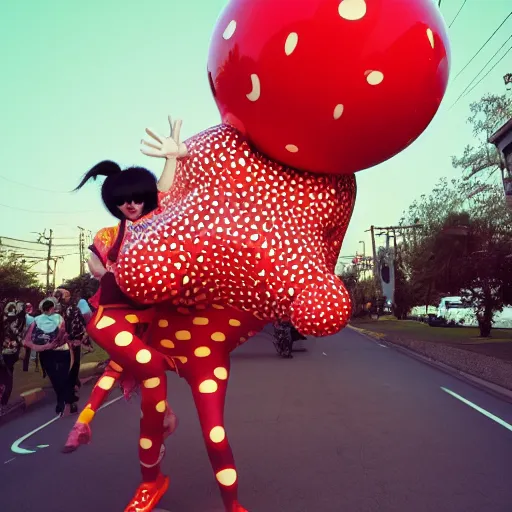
[4,457,16,464]
[11,416,61,455]
[11,394,123,455]
[441,387,512,433]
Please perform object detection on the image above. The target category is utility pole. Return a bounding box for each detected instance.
[47,229,53,293]
[78,226,86,275]
[370,226,378,279]
[51,256,64,289]
[37,229,54,293]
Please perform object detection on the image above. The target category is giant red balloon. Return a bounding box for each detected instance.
[207,0,450,175]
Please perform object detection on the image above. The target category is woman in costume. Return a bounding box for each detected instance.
[63,117,187,512]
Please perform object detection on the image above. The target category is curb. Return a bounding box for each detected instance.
[0,362,105,426]
[348,325,512,404]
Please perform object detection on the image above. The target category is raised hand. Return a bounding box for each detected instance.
[141,115,188,159]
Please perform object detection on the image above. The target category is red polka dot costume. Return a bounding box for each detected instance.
[70,224,179,512]
[97,124,356,511]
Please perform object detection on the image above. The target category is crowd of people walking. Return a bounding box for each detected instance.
[0,289,93,416]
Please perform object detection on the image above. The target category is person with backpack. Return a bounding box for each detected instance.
[23,297,78,416]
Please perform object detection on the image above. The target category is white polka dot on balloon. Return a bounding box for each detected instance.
[285,32,299,55]
[366,70,384,85]
[333,104,344,119]
[338,0,367,21]
[223,20,237,40]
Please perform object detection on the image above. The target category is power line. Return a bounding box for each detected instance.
[450,35,512,108]
[7,252,80,260]
[463,45,512,98]
[454,11,512,80]
[0,175,71,194]
[449,0,468,29]
[0,202,92,214]
[0,235,42,245]
[0,243,48,252]
[0,241,80,252]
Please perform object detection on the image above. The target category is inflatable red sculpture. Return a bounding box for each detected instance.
[73,1,450,511]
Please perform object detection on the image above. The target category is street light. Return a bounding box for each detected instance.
[359,240,365,257]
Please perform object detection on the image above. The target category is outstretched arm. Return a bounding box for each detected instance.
[141,115,188,193]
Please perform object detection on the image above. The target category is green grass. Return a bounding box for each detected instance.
[9,346,109,401]
[350,318,512,344]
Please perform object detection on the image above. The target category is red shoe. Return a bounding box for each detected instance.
[124,473,169,512]
[62,422,91,453]
[231,503,248,512]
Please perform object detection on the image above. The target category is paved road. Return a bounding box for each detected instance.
[1,327,512,512]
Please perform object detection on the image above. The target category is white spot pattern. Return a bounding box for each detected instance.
[114,125,355,337]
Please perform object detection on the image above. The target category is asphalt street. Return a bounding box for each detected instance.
[1,326,511,512]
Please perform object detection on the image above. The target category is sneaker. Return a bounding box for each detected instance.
[56,403,65,417]
[69,403,78,415]
[62,422,92,453]
[124,473,169,512]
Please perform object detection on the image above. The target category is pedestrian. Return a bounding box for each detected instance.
[0,301,28,410]
[23,298,78,416]
[22,303,36,372]
[273,321,295,358]
[53,288,88,393]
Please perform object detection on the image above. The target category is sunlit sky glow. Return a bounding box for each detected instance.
[0,0,510,284]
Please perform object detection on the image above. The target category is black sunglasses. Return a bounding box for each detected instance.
[115,195,144,207]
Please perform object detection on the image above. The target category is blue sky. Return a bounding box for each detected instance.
[0,0,511,284]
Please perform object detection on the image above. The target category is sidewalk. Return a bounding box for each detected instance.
[349,317,512,392]
[0,347,108,424]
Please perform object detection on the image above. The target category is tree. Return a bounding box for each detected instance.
[398,178,472,309]
[0,246,42,299]
[339,266,380,318]
[398,176,512,336]
[452,94,512,180]
[393,244,420,319]
[59,273,100,301]
[452,188,512,337]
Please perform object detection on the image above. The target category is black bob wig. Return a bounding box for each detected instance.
[75,160,158,220]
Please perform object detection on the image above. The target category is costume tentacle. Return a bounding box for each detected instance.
[186,359,239,510]
[139,373,168,482]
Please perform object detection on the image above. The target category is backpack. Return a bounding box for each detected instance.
[31,325,60,346]
[64,305,86,341]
